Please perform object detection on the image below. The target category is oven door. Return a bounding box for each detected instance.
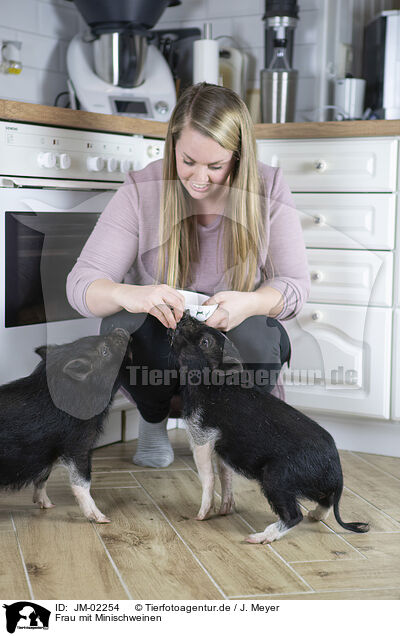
[0,186,126,445]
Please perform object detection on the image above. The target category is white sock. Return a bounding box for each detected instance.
[133,414,174,468]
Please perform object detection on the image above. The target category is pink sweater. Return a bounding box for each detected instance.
[67,158,310,322]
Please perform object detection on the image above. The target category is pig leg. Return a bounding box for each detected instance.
[33,469,55,509]
[217,457,235,515]
[191,442,215,520]
[64,457,110,523]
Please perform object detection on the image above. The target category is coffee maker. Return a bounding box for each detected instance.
[260,0,299,123]
[362,10,400,120]
[67,0,179,121]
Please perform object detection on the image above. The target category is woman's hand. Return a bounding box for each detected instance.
[113,283,185,329]
[202,291,260,331]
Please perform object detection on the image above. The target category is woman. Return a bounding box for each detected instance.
[67,82,310,468]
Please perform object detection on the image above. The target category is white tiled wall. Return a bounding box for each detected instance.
[0,0,81,106]
[0,0,397,116]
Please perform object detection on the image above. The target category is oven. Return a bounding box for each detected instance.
[0,121,164,442]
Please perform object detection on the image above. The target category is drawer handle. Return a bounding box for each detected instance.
[311,271,323,282]
[311,311,322,321]
[312,214,325,225]
[314,159,328,173]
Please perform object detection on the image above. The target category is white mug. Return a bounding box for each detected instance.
[334,78,366,120]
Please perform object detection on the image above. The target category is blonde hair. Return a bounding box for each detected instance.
[157,82,267,292]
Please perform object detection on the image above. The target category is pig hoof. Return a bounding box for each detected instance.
[219,497,235,515]
[245,532,270,544]
[40,502,55,509]
[90,513,111,523]
[308,505,330,522]
[195,508,212,521]
[33,496,55,509]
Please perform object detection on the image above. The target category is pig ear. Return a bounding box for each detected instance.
[220,355,243,373]
[220,338,243,372]
[35,345,56,360]
[62,358,93,382]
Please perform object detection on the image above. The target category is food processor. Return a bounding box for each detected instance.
[67,0,179,121]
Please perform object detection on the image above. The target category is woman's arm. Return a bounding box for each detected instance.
[66,184,139,318]
[252,285,284,318]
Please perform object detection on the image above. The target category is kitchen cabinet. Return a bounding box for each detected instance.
[257,136,400,455]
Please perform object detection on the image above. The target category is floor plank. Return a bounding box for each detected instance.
[339,451,400,515]
[344,532,400,559]
[292,558,400,591]
[0,530,31,599]
[135,470,310,597]
[93,487,223,600]
[354,452,400,480]
[233,588,400,600]
[11,492,130,600]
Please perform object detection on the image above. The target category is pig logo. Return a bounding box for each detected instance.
[2,602,50,633]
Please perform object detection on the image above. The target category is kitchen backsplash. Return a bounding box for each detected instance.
[0,0,397,121]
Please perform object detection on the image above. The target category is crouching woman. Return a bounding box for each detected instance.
[66,82,310,468]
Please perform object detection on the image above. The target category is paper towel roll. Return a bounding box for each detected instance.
[193,38,219,85]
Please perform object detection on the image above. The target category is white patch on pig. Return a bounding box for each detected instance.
[184,407,219,446]
[63,459,110,523]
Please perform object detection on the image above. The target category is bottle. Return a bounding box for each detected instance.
[260,38,298,123]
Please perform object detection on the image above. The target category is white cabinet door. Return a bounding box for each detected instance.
[257,138,398,192]
[294,193,396,250]
[307,249,393,307]
[283,303,392,418]
[391,309,400,420]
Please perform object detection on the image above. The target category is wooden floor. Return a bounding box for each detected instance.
[1,428,400,600]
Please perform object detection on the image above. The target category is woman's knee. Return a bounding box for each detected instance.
[227,315,289,367]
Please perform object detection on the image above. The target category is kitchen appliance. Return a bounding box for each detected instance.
[333,77,366,120]
[219,45,249,100]
[260,0,299,123]
[67,35,176,120]
[362,10,400,119]
[150,28,201,96]
[0,120,164,439]
[67,0,178,120]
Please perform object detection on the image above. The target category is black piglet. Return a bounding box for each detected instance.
[0,328,130,523]
[169,313,369,544]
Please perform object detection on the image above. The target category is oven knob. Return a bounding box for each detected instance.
[37,152,56,169]
[120,159,132,174]
[106,157,118,173]
[56,153,71,170]
[147,145,162,159]
[87,156,104,172]
[155,101,169,115]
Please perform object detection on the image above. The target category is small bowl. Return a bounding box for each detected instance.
[185,304,218,322]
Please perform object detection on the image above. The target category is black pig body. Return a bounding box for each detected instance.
[169,313,369,543]
[0,328,129,522]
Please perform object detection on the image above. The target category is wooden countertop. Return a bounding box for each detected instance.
[1,98,400,139]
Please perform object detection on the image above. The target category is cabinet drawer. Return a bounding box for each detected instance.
[391,309,400,420]
[257,138,397,191]
[307,249,393,307]
[283,303,392,418]
[294,193,396,250]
